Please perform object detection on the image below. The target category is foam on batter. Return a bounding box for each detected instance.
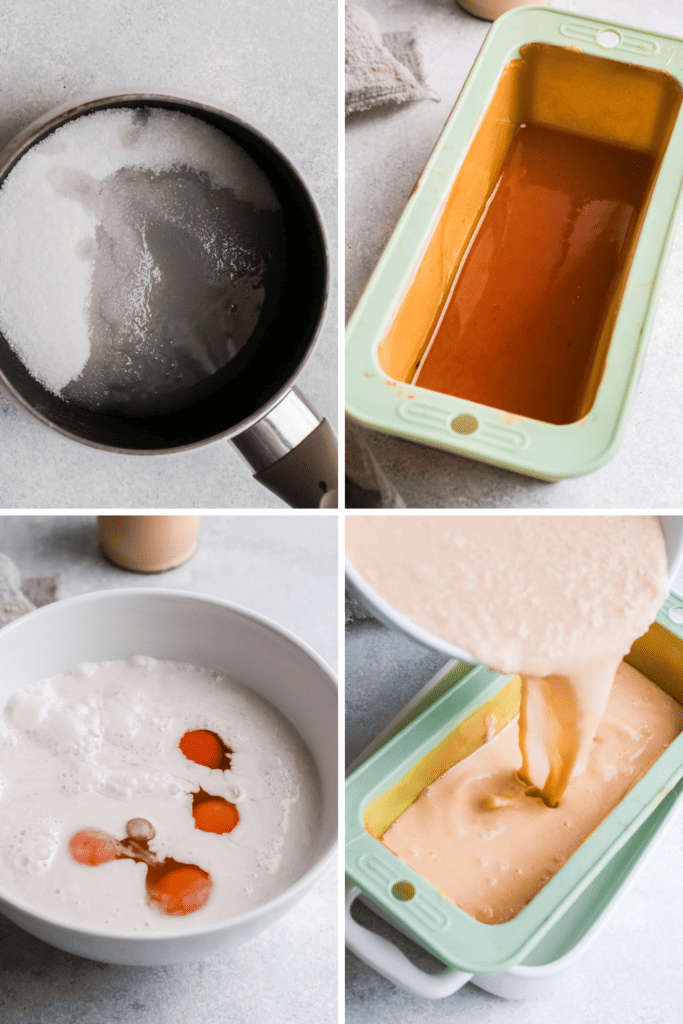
[0,657,320,932]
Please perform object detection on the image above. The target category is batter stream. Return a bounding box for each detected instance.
[346,516,682,921]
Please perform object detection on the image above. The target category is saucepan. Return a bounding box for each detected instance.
[0,91,337,508]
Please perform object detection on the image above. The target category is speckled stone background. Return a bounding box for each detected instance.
[0,0,337,508]
[0,515,337,1024]
[347,0,683,509]
[345,524,683,1022]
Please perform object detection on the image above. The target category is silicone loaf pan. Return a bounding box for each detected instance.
[346,651,683,999]
[345,8,683,480]
[345,592,683,976]
[345,662,683,1000]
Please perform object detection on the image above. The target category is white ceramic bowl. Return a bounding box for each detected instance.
[346,516,683,662]
[0,588,337,966]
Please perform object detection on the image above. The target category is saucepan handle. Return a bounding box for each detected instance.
[232,387,338,508]
[345,886,474,999]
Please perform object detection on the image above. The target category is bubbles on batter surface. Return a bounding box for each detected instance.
[131,655,157,669]
[8,686,98,758]
[255,834,285,874]
[0,717,18,748]
[9,817,61,873]
[101,707,140,743]
[259,749,301,807]
[75,663,98,677]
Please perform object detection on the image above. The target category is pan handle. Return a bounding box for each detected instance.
[232,388,337,508]
[345,886,474,999]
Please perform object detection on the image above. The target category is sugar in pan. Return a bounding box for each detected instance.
[0,107,284,415]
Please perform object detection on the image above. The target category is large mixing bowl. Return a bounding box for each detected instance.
[0,588,337,965]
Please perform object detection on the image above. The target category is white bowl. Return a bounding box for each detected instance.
[0,588,337,966]
[346,516,683,662]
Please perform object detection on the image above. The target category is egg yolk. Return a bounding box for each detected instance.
[146,863,213,916]
[192,794,240,834]
[69,829,118,865]
[68,823,215,917]
[179,729,232,770]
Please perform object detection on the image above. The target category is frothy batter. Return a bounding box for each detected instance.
[0,657,320,932]
[346,516,668,805]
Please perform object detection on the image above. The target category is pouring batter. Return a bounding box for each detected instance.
[346,516,668,806]
[346,515,680,921]
[381,660,683,922]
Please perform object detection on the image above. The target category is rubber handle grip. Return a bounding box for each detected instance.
[254,418,337,508]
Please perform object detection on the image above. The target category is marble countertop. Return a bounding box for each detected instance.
[347,0,683,508]
[345,553,683,1022]
[0,0,337,509]
[0,514,337,1024]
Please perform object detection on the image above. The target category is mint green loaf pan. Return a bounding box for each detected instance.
[345,8,683,480]
[345,593,683,975]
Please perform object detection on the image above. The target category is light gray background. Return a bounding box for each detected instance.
[0,514,338,1024]
[345,532,683,1022]
[0,0,337,508]
[347,0,683,509]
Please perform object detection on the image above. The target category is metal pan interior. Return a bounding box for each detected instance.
[0,95,328,454]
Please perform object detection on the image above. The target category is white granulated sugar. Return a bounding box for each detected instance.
[0,107,280,400]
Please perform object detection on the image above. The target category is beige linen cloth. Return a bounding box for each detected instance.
[345,417,406,508]
[0,552,59,626]
[345,4,438,116]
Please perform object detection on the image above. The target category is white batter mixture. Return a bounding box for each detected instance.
[0,657,320,932]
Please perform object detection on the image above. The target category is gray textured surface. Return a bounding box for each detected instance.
[347,0,683,509]
[0,0,337,509]
[0,515,337,1024]
[345,554,683,1021]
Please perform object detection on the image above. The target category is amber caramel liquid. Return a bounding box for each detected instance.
[414,124,655,424]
